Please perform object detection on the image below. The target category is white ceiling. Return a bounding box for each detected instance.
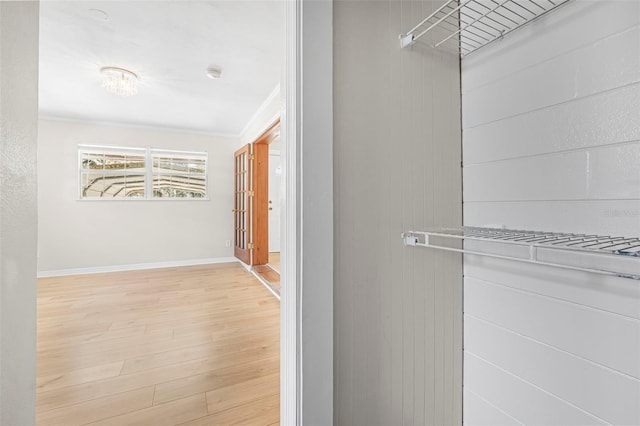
[38,1,283,136]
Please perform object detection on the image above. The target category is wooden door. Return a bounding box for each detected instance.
[251,120,280,266]
[252,143,269,265]
[234,144,252,264]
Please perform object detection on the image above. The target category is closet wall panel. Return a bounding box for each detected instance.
[334,1,463,424]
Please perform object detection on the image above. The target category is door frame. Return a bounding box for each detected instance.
[282,0,333,424]
[252,120,280,266]
[0,1,333,423]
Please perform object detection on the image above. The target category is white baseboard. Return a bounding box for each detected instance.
[250,269,281,300]
[237,259,251,271]
[37,257,239,278]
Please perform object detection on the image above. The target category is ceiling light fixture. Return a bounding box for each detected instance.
[206,65,222,80]
[100,67,139,97]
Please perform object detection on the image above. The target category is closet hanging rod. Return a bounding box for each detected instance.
[399,0,572,57]
[401,227,640,280]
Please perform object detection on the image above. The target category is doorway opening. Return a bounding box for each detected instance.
[35,1,284,423]
[233,120,282,296]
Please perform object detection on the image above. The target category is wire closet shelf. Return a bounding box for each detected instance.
[400,0,571,56]
[402,227,640,280]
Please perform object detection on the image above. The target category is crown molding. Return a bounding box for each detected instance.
[38,114,241,139]
[238,84,282,142]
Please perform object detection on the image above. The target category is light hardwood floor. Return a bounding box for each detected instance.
[253,266,280,297]
[253,253,281,296]
[37,262,279,425]
[267,253,280,274]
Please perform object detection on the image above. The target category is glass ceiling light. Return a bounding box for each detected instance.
[100,66,139,97]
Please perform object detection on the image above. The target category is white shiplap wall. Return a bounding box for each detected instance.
[462,1,640,424]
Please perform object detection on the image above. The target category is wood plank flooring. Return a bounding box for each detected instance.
[254,253,281,296]
[252,266,280,296]
[37,262,279,425]
[267,253,280,273]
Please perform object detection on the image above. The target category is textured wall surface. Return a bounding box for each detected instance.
[0,2,39,424]
[334,1,463,424]
[462,1,640,424]
[38,119,239,272]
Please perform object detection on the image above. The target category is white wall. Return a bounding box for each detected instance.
[0,2,39,423]
[462,1,640,424]
[334,1,463,424]
[38,119,239,273]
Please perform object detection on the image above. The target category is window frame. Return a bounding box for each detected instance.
[78,144,209,201]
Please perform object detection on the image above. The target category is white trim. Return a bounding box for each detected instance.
[150,148,208,158]
[237,259,252,272]
[43,85,283,142]
[256,111,281,140]
[38,115,241,139]
[37,257,238,278]
[250,269,281,300]
[239,84,281,140]
[78,144,146,153]
[76,197,211,202]
[78,145,209,159]
[282,0,299,423]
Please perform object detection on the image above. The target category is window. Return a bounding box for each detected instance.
[79,145,208,199]
[79,146,146,198]
[152,150,207,198]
